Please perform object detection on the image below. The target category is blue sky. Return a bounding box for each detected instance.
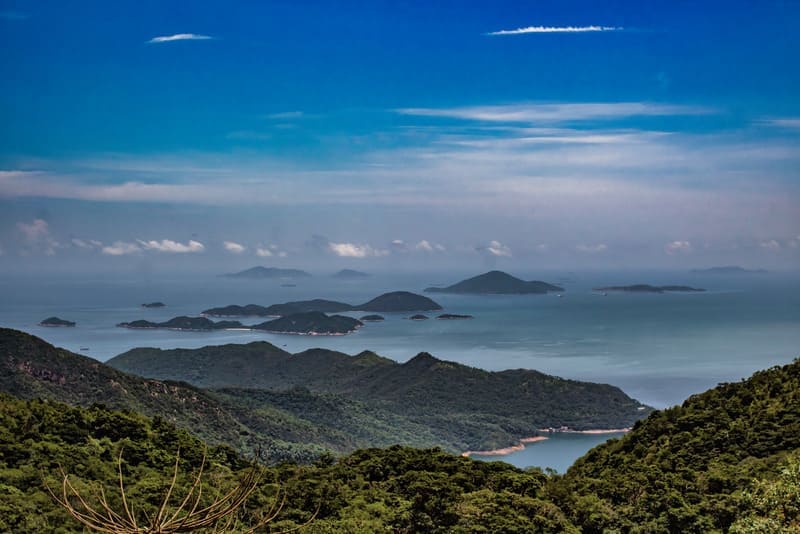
[1,0,799,271]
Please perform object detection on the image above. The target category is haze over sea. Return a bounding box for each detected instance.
[2,268,798,470]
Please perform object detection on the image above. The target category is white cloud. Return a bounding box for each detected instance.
[535,244,549,253]
[256,247,273,257]
[137,239,205,253]
[102,241,141,256]
[223,241,246,254]
[476,240,512,257]
[415,240,445,252]
[664,240,692,255]
[329,242,390,258]
[487,25,623,36]
[576,243,608,253]
[759,239,781,251]
[147,33,213,44]
[71,238,103,250]
[278,251,288,258]
[265,111,304,120]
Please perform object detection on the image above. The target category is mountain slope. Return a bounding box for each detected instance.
[110,343,651,437]
[553,358,800,532]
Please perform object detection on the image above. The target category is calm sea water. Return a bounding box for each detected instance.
[2,269,798,470]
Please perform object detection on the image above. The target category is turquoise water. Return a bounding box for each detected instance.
[474,432,628,474]
[1,270,798,469]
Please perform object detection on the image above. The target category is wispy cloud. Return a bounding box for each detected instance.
[397,102,711,124]
[761,118,800,129]
[16,219,59,255]
[146,33,213,44]
[487,25,623,36]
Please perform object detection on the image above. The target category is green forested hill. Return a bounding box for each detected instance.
[110,343,650,433]
[550,358,800,533]
[2,359,799,532]
[1,328,646,456]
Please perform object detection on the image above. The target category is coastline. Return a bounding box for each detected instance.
[462,436,549,457]
[462,428,630,458]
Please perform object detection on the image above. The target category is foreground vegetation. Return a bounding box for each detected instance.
[1,349,799,532]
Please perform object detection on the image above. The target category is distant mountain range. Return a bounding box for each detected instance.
[332,269,370,279]
[690,266,767,274]
[202,291,442,317]
[426,271,563,294]
[0,328,650,460]
[223,266,312,279]
[594,284,705,293]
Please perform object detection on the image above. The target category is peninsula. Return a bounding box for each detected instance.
[38,317,76,327]
[425,270,563,294]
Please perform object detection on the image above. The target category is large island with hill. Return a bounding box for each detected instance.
[202,291,442,318]
[426,270,563,294]
[223,266,312,279]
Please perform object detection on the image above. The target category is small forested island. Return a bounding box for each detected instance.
[203,291,442,317]
[222,266,312,279]
[426,270,563,294]
[140,301,165,308]
[251,311,362,335]
[116,316,244,331]
[360,314,385,322]
[595,284,706,293]
[332,268,370,279]
[38,317,75,327]
[407,314,429,320]
[691,265,768,274]
[437,313,473,320]
[358,291,442,312]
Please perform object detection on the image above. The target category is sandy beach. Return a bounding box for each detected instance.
[462,436,549,457]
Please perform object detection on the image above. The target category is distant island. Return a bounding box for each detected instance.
[332,269,370,279]
[360,314,385,322]
[222,266,312,279]
[117,316,244,331]
[408,314,429,321]
[141,302,165,308]
[252,311,362,335]
[595,284,706,293]
[359,291,442,312]
[203,299,353,317]
[117,312,361,335]
[203,291,442,317]
[425,270,563,294]
[39,317,76,327]
[436,314,473,320]
[691,266,767,275]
